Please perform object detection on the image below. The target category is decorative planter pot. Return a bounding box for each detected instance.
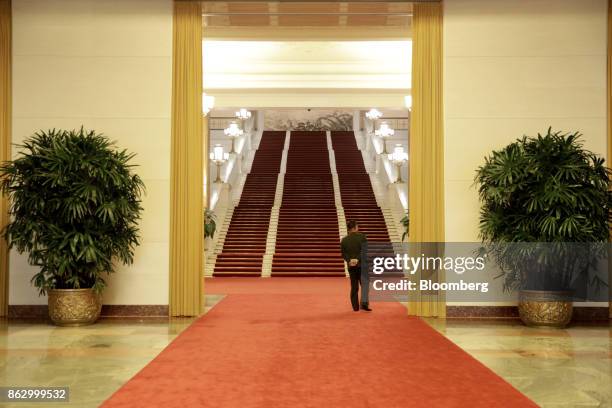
[48,288,102,326]
[518,290,573,328]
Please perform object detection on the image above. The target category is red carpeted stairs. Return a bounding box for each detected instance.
[272,131,345,277]
[213,131,286,277]
[331,131,391,242]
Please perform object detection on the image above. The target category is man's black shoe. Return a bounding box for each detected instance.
[353,308,359,312]
[361,304,372,312]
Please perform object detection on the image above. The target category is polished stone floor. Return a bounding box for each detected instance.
[424,318,612,408]
[0,295,224,408]
[0,299,610,407]
[0,317,195,407]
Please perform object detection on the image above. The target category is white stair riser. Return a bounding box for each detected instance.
[262,132,290,277]
[327,131,349,276]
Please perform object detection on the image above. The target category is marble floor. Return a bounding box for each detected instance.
[0,317,194,407]
[0,295,224,408]
[0,298,610,407]
[423,318,612,408]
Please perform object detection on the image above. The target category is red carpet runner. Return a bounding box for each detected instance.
[102,278,537,408]
[271,131,345,276]
[213,131,286,277]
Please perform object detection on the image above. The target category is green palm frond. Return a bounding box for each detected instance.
[400,212,409,241]
[204,209,216,239]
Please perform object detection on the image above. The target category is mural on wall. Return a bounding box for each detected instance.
[264,110,353,131]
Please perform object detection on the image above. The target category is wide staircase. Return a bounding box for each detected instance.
[331,131,390,242]
[271,131,346,276]
[213,131,286,276]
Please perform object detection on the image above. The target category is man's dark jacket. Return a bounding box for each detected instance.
[340,232,367,264]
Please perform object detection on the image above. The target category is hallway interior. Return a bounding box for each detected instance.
[2,2,611,408]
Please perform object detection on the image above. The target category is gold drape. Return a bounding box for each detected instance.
[608,0,612,319]
[609,0,612,168]
[0,0,11,317]
[408,2,445,317]
[169,0,203,317]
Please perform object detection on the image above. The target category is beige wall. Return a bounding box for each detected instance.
[444,0,608,242]
[10,0,173,305]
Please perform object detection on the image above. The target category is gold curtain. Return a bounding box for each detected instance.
[609,0,612,168]
[169,0,203,317]
[0,0,11,317]
[608,0,612,319]
[408,2,445,317]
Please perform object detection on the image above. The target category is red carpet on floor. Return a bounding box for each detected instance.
[102,279,537,408]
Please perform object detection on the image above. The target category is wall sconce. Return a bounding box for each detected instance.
[375,121,395,154]
[202,93,215,116]
[235,108,252,132]
[365,108,383,134]
[224,121,243,154]
[404,95,412,112]
[388,144,408,183]
[209,144,229,183]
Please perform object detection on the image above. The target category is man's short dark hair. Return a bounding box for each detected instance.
[347,220,358,230]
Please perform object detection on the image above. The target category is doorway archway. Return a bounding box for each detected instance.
[168,0,444,317]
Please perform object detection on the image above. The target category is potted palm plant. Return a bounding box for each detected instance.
[400,211,409,241]
[0,128,145,326]
[203,209,216,251]
[204,209,216,239]
[475,128,611,327]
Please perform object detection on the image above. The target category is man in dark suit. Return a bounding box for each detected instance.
[340,220,371,312]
